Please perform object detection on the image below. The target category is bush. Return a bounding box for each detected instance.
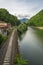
[14,54,28,65]
[17,23,27,35]
[0,34,7,48]
[0,34,3,46]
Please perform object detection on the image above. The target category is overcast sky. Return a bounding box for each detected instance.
[0,0,43,19]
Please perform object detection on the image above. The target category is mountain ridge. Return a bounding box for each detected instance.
[20,18,28,23]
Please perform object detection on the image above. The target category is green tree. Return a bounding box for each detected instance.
[0,8,20,26]
[17,23,27,35]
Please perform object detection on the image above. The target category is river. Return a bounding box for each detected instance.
[19,27,43,65]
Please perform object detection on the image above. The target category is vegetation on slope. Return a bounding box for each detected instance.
[0,34,7,48]
[28,10,43,26]
[14,54,28,65]
[17,22,28,35]
[0,8,20,26]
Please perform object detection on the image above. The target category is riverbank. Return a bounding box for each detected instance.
[31,26,43,30]
[35,27,43,30]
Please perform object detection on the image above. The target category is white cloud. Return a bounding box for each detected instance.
[0,0,43,19]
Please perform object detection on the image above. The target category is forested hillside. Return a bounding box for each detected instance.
[0,8,20,26]
[28,10,43,26]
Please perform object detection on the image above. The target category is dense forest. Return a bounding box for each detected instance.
[28,10,43,26]
[0,8,20,26]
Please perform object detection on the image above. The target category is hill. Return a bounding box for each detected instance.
[20,18,28,23]
[0,8,20,26]
[28,10,43,26]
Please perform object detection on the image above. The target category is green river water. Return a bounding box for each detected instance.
[19,27,43,65]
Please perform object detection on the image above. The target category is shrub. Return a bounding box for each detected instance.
[14,54,28,65]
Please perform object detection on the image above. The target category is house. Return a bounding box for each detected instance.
[0,21,11,35]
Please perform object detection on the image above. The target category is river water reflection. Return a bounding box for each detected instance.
[19,27,43,65]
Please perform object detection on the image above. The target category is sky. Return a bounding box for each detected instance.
[0,0,43,19]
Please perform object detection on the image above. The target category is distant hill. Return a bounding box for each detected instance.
[28,10,43,26]
[20,18,28,23]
